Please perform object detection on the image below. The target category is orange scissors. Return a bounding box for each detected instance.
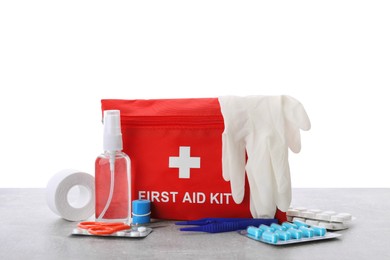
[77,221,131,235]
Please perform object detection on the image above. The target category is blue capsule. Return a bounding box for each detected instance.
[311,226,327,236]
[299,226,314,238]
[245,221,332,245]
[262,230,279,244]
[275,230,291,241]
[287,228,303,239]
[247,226,263,239]
[259,224,274,232]
[293,220,309,228]
[271,223,287,231]
[282,222,298,230]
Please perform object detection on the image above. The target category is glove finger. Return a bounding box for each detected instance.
[249,194,257,217]
[285,120,301,153]
[268,136,292,212]
[282,95,310,153]
[247,171,277,218]
[246,166,261,218]
[219,96,248,204]
[246,143,277,218]
[249,193,276,219]
[273,166,292,212]
[221,133,246,204]
[282,95,311,131]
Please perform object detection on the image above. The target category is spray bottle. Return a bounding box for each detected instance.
[95,110,131,223]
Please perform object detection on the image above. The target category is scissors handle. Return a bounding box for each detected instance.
[78,221,125,228]
[77,221,130,235]
[88,224,130,235]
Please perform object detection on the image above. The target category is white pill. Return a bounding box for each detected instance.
[287,209,300,217]
[301,211,316,218]
[293,217,307,223]
[130,231,140,237]
[306,220,319,226]
[331,213,353,222]
[138,226,147,232]
[316,213,332,221]
[331,222,348,230]
[318,221,348,230]
[318,222,333,229]
[339,213,352,221]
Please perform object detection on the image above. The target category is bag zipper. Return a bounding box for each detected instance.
[121,115,224,127]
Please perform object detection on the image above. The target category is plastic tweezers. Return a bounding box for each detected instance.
[176,218,278,233]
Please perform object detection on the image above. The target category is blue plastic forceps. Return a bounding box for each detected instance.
[176,218,278,233]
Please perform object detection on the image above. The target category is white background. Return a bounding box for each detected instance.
[0,1,389,188]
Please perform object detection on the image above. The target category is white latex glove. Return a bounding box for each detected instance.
[219,96,251,204]
[218,95,310,218]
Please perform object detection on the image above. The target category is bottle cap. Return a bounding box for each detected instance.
[103,110,123,151]
[132,200,151,224]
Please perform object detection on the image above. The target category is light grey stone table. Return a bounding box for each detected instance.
[0,188,389,259]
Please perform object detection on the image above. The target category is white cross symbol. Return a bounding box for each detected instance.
[169,146,201,179]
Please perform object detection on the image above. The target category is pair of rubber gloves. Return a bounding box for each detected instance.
[218,96,311,218]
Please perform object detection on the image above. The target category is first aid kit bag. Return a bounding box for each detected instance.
[101,98,283,221]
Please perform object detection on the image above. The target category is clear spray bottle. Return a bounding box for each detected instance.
[95,110,131,223]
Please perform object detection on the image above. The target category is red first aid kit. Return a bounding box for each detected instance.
[101,98,286,221]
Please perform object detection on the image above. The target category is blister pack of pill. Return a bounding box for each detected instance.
[72,226,153,238]
[240,221,341,246]
[287,207,354,230]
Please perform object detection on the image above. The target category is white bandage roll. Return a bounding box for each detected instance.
[46,169,95,221]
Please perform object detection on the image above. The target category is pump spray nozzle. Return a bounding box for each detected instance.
[103,110,123,172]
[97,110,123,221]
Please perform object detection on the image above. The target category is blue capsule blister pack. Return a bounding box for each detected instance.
[240,221,341,245]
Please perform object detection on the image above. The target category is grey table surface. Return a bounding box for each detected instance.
[0,188,389,260]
